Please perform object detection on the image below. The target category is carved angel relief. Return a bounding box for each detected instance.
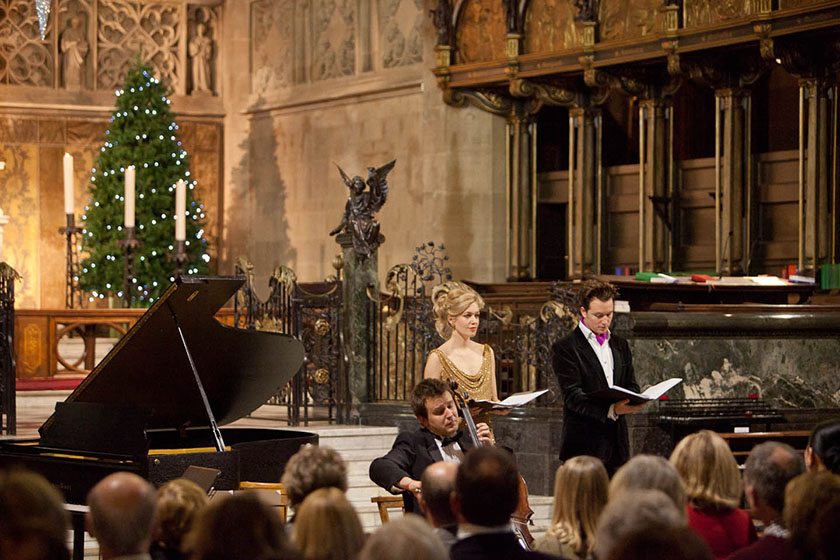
[312,0,356,81]
[524,0,582,54]
[599,0,660,42]
[380,0,423,68]
[251,0,295,94]
[456,0,506,63]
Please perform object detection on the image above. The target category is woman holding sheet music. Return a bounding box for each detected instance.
[424,281,500,431]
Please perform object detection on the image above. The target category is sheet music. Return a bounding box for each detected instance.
[471,389,549,409]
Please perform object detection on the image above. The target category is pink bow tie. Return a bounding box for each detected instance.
[581,319,609,345]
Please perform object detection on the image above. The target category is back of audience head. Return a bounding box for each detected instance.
[783,471,840,559]
[812,495,840,560]
[281,444,348,511]
[359,514,448,560]
[742,441,803,522]
[419,461,458,528]
[546,455,608,557]
[806,419,840,474]
[187,491,297,560]
[604,525,713,560]
[0,468,69,560]
[669,430,742,510]
[86,471,157,559]
[610,454,686,511]
[292,486,364,560]
[594,489,686,560]
[152,478,208,556]
[454,446,519,527]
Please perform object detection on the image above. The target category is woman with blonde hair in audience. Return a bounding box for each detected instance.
[292,487,364,560]
[534,456,608,559]
[150,478,208,560]
[669,430,756,559]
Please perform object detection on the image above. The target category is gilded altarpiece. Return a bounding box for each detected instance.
[599,0,661,42]
[455,0,506,63]
[683,0,751,29]
[523,0,582,53]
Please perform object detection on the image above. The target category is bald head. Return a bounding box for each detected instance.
[87,472,156,559]
[420,461,458,527]
[744,441,804,522]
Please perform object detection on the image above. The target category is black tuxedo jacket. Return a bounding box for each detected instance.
[451,532,563,560]
[551,327,639,474]
[369,427,474,513]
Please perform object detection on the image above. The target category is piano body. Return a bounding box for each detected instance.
[0,276,317,505]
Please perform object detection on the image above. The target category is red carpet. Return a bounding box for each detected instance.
[16,377,83,391]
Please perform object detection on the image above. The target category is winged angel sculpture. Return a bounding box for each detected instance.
[330,160,396,260]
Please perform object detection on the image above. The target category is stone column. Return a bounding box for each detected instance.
[638,98,670,272]
[799,78,833,274]
[335,232,379,418]
[506,113,537,280]
[567,106,602,277]
[715,88,751,275]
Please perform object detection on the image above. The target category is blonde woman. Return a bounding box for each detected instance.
[669,430,756,559]
[534,456,609,559]
[292,487,365,560]
[151,478,208,560]
[424,281,499,427]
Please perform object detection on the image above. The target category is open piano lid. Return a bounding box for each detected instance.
[40,276,305,437]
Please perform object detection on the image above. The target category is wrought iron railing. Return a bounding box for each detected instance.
[0,264,18,434]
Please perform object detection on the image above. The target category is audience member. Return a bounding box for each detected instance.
[783,471,840,560]
[418,461,459,549]
[150,478,208,560]
[609,454,686,514]
[450,446,556,560]
[359,514,448,560]
[86,472,157,560]
[292,487,364,560]
[594,489,686,560]
[805,419,840,474]
[0,468,70,560]
[186,491,299,560]
[811,495,840,560]
[281,444,348,517]
[728,441,804,560]
[605,525,713,560]
[534,456,608,559]
[670,430,756,559]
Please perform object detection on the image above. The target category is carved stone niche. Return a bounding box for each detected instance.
[188,5,219,96]
[58,2,92,90]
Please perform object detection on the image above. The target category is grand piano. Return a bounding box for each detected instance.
[0,276,318,505]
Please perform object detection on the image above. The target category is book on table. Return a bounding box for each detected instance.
[586,377,682,406]
[470,389,550,410]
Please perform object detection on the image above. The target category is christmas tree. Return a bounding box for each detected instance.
[79,62,210,306]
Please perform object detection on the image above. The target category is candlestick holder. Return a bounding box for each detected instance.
[168,239,188,278]
[118,226,142,307]
[58,213,82,309]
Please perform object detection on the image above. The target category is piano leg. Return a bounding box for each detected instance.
[65,504,89,560]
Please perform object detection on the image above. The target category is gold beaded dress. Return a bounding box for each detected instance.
[431,344,495,429]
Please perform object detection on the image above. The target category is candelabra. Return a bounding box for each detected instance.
[58,213,82,309]
[118,227,142,307]
[169,240,188,278]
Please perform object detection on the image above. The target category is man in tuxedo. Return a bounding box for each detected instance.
[552,279,645,475]
[450,446,558,560]
[369,378,491,512]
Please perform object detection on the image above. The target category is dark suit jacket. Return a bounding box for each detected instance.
[551,327,639,474]
[451,532,563,560]
[369,428,474,513]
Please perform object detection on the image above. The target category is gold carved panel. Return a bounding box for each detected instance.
[456,0,507,64]
[179,121,221,264]
[0,0,54,86]
[311,0,356,81]
[524,0,582,54]
[20,322,45,377]
[251,0,295,94]
[779,0,831,9]
[599,0,661,42]
[97,1,183,92]
[378,0,423,68]
[684,0,750,28]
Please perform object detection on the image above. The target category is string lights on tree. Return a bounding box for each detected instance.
[79,62,210,306]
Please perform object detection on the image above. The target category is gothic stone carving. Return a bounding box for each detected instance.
[524,0,582,54]
[188,5,218,95]
[312,0,356,81]
[251,0,295,94]
[60,14,89,89]
[455,0,506,64]
[0,0,54,86]
[379,0,423,68]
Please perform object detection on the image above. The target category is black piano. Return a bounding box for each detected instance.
[0,276,318,504]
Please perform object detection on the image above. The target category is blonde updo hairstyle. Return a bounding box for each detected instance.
[432,281,485,339]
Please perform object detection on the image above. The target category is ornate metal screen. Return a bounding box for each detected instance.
[0,264,18,435]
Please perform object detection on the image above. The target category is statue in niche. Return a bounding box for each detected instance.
[189,22,214,94]
[60,16,88,90]
[329,160,396,260]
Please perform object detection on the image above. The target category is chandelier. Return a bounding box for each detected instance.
[35,0,51,40]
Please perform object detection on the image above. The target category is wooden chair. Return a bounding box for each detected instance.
[371,494,404,524]
[238,481,289,523]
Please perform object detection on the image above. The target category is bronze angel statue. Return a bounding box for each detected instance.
[329,160,396,260]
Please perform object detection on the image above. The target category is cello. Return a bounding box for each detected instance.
[449,381,536,549]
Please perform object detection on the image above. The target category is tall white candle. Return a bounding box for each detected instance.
[124,166,136,228]
[63,153,74,215]
[175,179,186,241]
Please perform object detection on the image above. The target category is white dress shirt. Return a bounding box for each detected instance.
[578,321,618,420]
